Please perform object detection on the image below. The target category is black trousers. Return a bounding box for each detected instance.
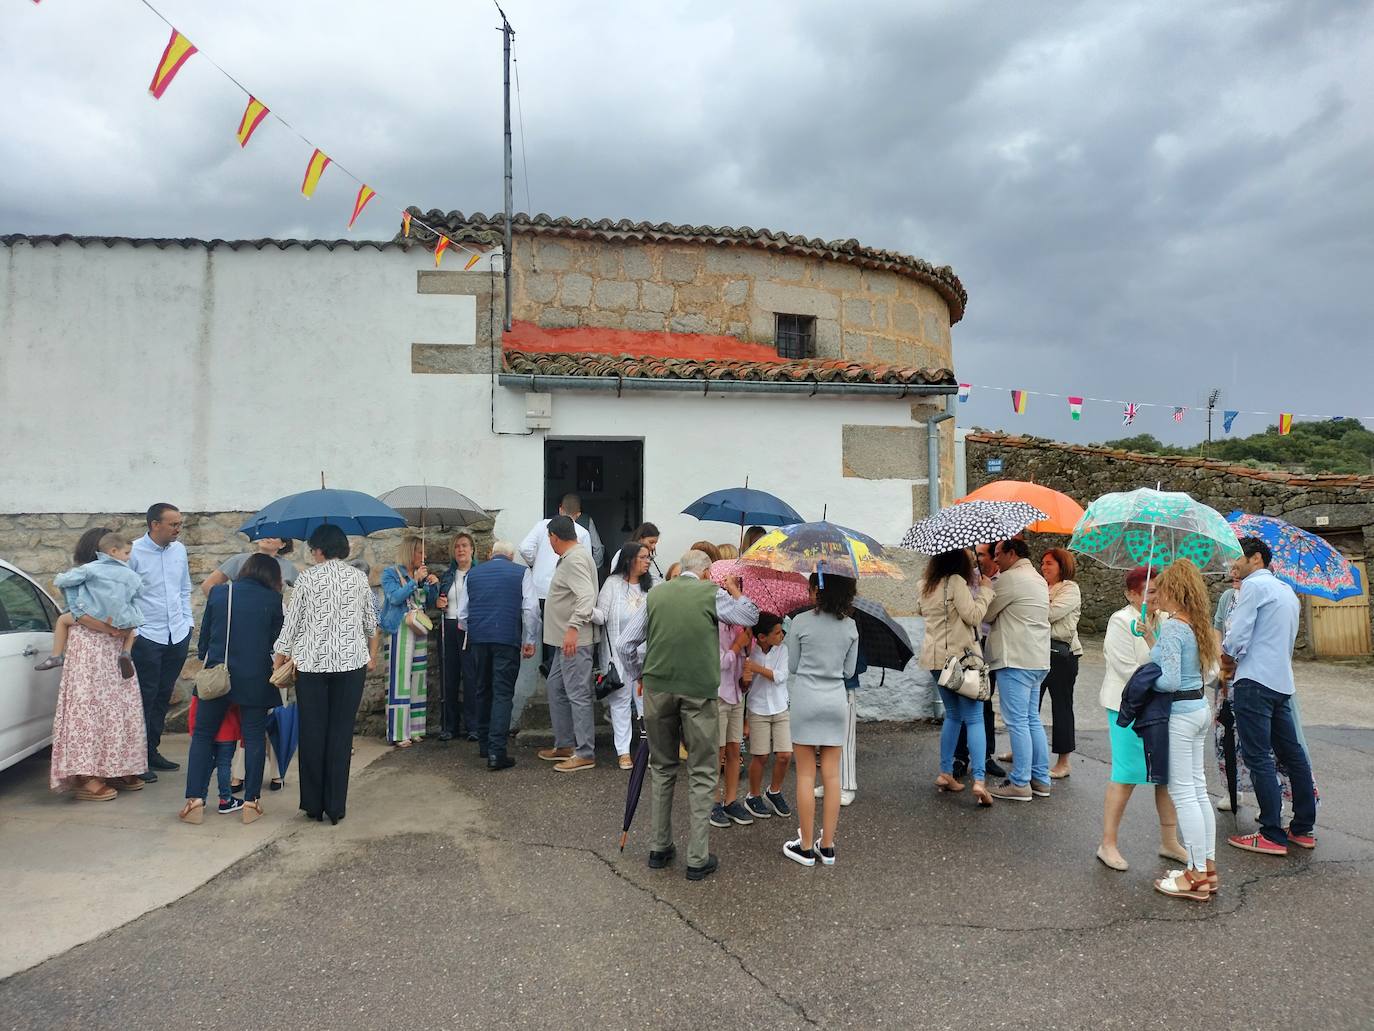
[470,642,522,758]
[954,671,997,767]
[1039,650,1079,754]
[440,620,475,735]
[131,632,191,759]
[295,667,366,820]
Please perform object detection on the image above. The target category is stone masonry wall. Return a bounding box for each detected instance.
[1,512,493,734]
[964,435,1374,653]
[509,236,955,373]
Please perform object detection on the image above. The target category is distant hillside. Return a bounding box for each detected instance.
[1097,419,1374,475]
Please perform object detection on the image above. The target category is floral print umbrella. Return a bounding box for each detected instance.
[709,560,812,616]
[1226,512,1364,601]
[1069,487,1240,573]
[739,521,904,581]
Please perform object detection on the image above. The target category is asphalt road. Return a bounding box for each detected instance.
[3,654,1372,1030]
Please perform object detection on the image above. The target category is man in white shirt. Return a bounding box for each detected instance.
[520,494,592,675]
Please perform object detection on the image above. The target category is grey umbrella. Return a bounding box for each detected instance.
[376,485,489,530]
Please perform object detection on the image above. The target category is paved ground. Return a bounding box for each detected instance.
[1,644,1371,1030]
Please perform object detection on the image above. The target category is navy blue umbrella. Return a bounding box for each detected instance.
[239,488,406,541]
[682,486,803,528]
[267,703,299,781]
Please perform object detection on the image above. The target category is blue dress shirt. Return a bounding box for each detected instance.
[128,533,194,645]
[1222,568,1300,695]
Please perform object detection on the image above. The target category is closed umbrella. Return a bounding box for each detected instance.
[618,716,651,851]
[267,703,299,782]
[239,488,406,541]
[377,485,489,531]
[899,501,1048,554]
[957,481,1084,535]
[1216,694,1240,825]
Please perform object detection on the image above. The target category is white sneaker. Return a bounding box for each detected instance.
[813,785,825,799]
[840,790,855,807]
[1216,797,1233,812]
[783,835,816,867]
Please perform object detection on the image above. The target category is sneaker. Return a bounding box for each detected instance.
[618,754,634,770]
[813,784,825,799]
[783,836,816,867]
[148,752,180,772]
[813,837,836,866]
[647,844,676,869]
[709,803,731,829]
[553,756,595,773]
[990,779,1032,802]
[1228,832,1288,856]
[1285,828,1317,850]
[1030,779,1051,798]
[839,790,855,807]
[723,800,754,826]
[765,789,792,819]
[217,797,245,815]
[985,758,1007,779]
[744,795,773,819]
[537,747,574,762]
[685,854,719,881]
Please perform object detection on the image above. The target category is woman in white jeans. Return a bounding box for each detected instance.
[1149,560,1219,902]
[593,542,653,770]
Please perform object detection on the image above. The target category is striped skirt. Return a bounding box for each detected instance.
[386,623,428,743]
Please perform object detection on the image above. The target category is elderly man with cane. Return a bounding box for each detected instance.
[618,549,759,882]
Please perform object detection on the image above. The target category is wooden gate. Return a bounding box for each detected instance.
[1310,558,1372,657]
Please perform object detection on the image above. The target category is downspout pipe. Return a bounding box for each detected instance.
[927,393,957,515]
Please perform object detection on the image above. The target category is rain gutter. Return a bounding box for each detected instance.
[927,393,957,515]
[498,373,958,399]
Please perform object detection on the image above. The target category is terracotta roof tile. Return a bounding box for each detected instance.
[1,233,413,253]
[412,210,968,323]
[504,349,954,387]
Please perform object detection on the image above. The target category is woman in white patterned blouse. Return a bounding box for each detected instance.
[273,524,378,825]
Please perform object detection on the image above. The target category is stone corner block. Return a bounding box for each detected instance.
[842,424,926,480]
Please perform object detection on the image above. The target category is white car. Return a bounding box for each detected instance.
[0,558,63,772]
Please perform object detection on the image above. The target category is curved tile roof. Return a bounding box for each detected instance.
[409,210,968,323]
[0,234,408,252]
[505,349,954,386]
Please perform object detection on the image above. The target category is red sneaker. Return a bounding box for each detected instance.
[1228,832,1288,856]
[1286,828,1317,850]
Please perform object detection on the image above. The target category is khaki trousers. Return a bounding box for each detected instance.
[644,689,719,869]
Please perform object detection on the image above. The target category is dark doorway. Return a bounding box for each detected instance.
[543,439,644,577]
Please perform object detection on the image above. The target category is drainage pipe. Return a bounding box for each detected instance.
[927,393,957,515]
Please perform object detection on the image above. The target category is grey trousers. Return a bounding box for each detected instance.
[644,689,719,868]
[546,645,596,759]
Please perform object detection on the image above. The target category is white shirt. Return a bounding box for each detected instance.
[445,568,467,621]
[519,518,591,599]
[745,642,789,716]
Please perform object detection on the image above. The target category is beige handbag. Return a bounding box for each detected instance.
[935,580,992,702]
[194,583,233,700]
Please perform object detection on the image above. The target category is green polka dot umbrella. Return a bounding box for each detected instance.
[1068,487,1241,574]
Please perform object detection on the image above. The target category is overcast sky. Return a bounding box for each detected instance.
[3,0,1371,442]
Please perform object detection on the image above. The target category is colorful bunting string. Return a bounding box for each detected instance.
[348,185,377,230]
[434,235,451,267]
[300,149,331,199]
[148,28,196,99]
[235,97,269,148]
[1068,396,1082,421]
[1011,390,1028,414]
[957,383,971,403]
[1279,413,1293,436]
[1172,406,1187,423]
[1122,402,1139,426]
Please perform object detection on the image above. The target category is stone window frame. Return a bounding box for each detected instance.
[774,313,817,359]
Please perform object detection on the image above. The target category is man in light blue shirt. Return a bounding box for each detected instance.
[128,502,194,781]
[1222,536,1315,855]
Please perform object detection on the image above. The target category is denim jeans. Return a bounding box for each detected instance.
[469,642,522,759]
[1167,705,1216,870]
[211,741,235,800]
[936,681,985,781]
[1233,678,1316,844]
[997,667,1048,786]
[185,696,269,802]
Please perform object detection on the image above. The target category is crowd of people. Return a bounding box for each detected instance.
[39,495,1320,895]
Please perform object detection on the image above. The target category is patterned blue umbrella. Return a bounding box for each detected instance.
[1226,512,1364,601]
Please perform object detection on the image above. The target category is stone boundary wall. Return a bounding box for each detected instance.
[965,435,1374,652]
[508,236,954,373]
[1,512,493,735]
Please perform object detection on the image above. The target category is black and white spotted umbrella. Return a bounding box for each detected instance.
[899,501,1048,555]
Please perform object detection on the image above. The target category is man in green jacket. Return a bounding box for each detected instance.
[617,550,758,881]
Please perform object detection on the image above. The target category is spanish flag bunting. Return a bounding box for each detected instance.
[235,96,269,148]
[348,185,377,230]
[464,252,481,271]
[1068,396,1083,421]
[957,383,971,403]
[401,211,412,237]
[433,235,451,267]
[1011,389,1028,414]
[1278,413,1293,435]
[300,148,331,198]
[149,29,197,99]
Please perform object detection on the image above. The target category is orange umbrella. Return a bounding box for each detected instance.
[957,481,1084,535]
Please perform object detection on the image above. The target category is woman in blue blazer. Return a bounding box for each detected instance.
[180,554,285,825]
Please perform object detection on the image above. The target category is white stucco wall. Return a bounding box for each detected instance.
[1,239,933,548]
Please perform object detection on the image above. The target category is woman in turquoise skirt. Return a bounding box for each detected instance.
[1095,567,1188,871]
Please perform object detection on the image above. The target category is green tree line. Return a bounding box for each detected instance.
[1099,419,1374,475]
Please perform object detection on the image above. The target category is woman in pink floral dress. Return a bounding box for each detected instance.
[49,527,149,800]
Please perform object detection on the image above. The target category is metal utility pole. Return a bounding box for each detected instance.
[497,4,515,332]
[1204,388,1221,454]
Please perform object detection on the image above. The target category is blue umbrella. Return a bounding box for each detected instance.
[239,488,406,541]
[267,703,299,781]
[1226,512,1364,601]
[682,485,803,528]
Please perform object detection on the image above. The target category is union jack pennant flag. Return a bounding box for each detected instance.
[1122,402,1139,426]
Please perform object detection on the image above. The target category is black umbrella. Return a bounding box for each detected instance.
[1217,695,1240,824]
[618,715,651,851]
[788,597,913,672]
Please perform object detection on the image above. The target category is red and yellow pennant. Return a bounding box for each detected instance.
[433,235,451,267]
[348,185,377,230]
[1278,413,1293,435]
[300,148,330,198]
[401,211,412,237]
[235,96,269,148]
[149,29,197,99]
[464,251,481,270]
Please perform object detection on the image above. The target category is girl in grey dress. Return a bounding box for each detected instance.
[785,575,859,868]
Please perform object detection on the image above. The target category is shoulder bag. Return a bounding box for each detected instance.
[194,582,233,700]
[396,565,434,636]
[935,579,992,702]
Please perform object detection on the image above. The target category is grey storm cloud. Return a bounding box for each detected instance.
[2,0,1370,439]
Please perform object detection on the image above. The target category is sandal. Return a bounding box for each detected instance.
[178,799,205,825]
[935,773,965,793]
[1153,867,1211,901]
[230,779,245,792]
[395,739,412,748]
[972,781,994,808]
[242,799,264,825]
[73,778,117,802]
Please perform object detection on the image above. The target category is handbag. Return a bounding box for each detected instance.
[397,565,434,635]
[1050,638,1073,659]
[194,582,233,700]
[935,580,992,702]
[269,657,297,689]
[594,663,623,700]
